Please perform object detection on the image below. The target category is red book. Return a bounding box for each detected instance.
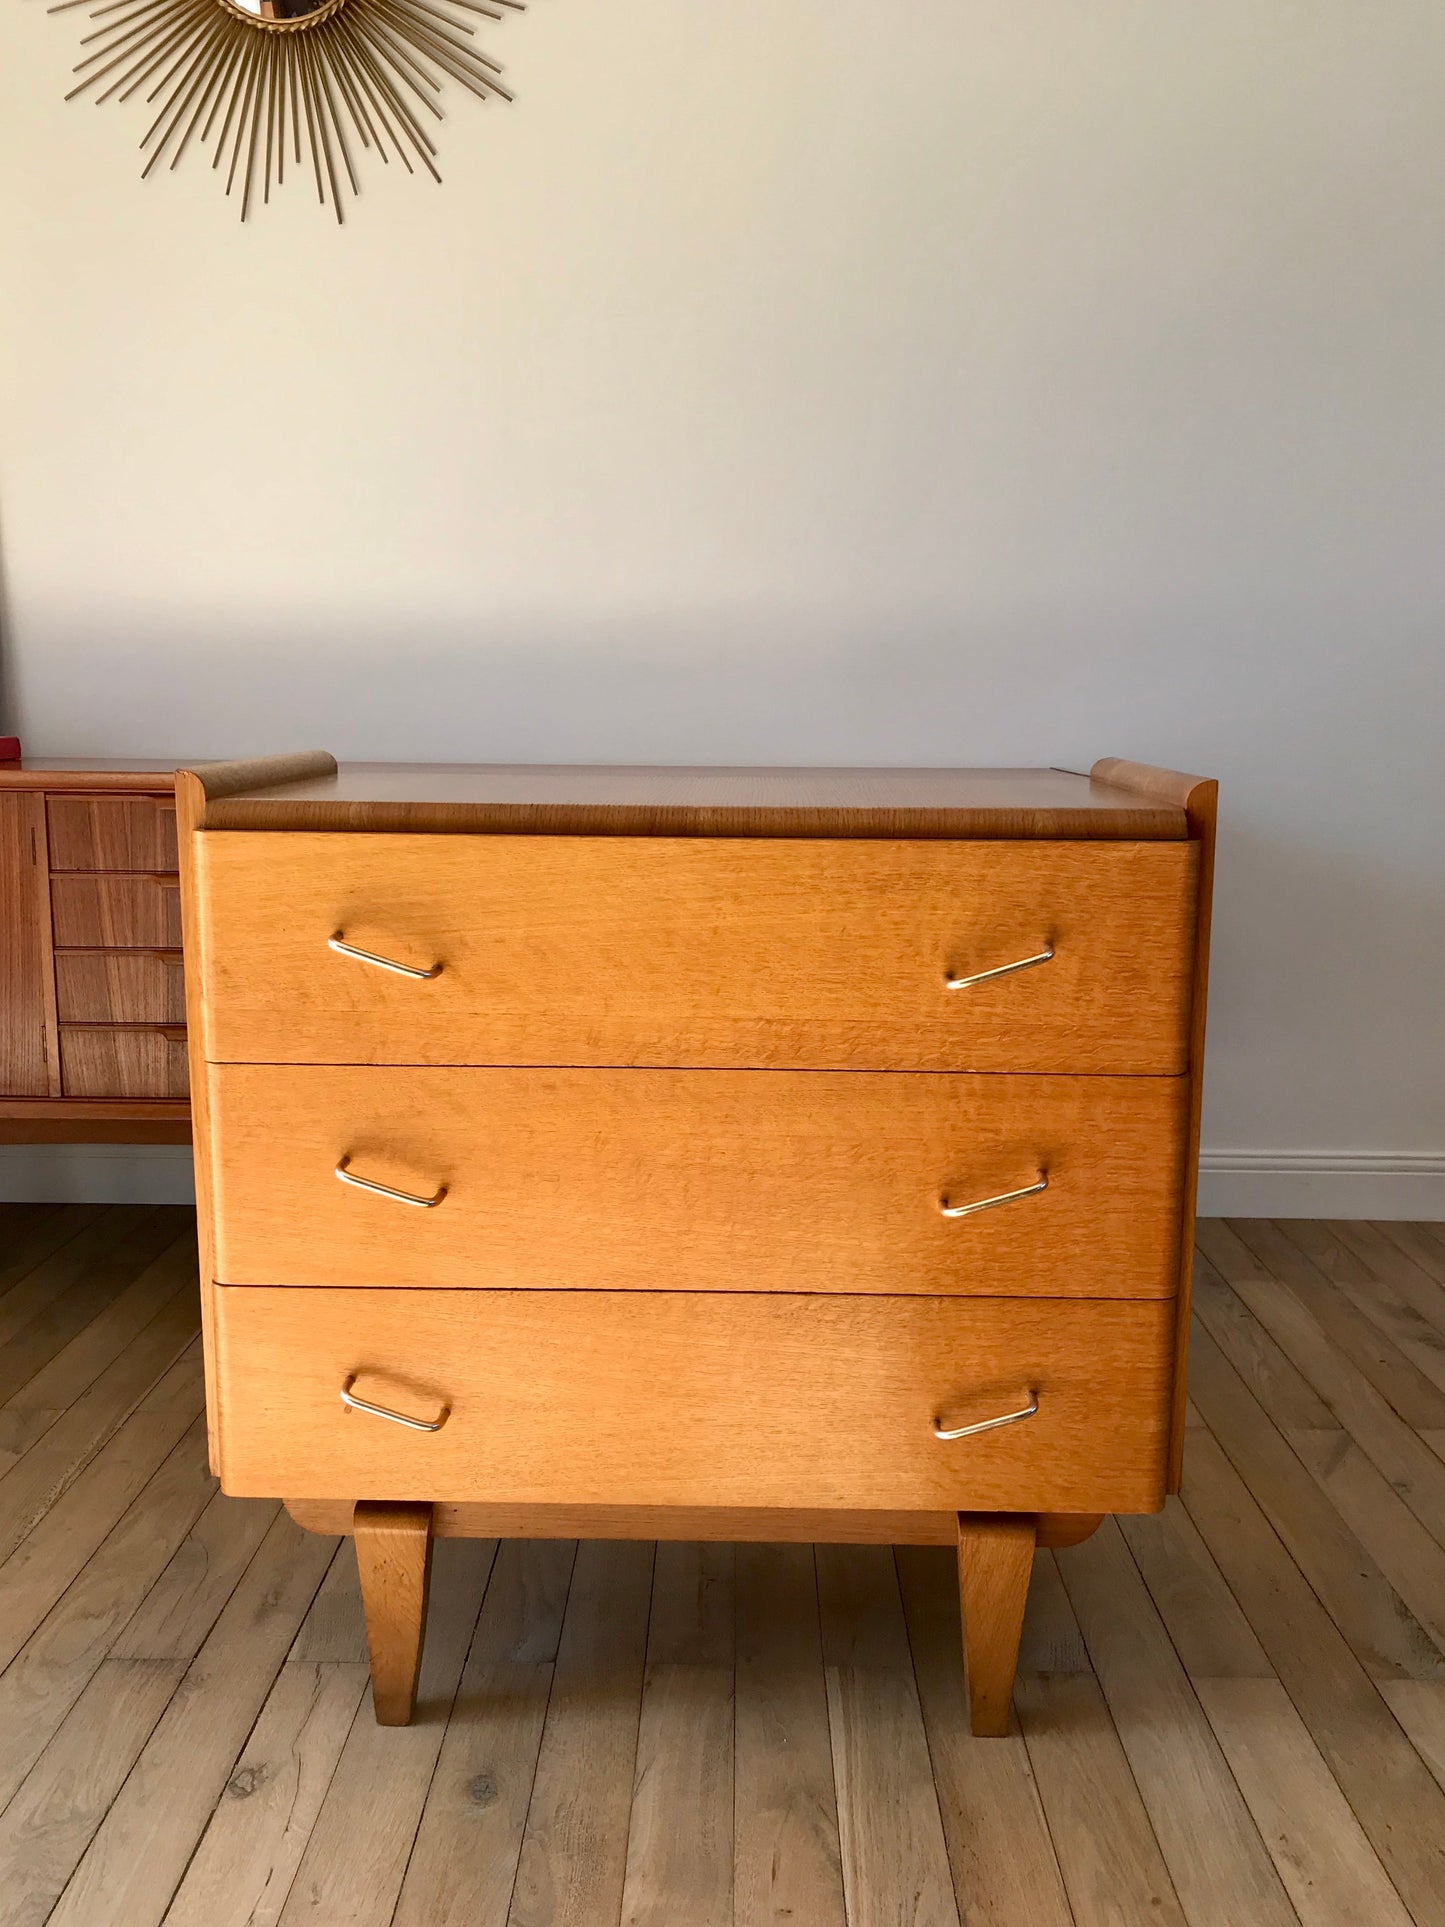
[0,738,20,763]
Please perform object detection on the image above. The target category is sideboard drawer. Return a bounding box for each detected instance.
[209,1064,1186,1297]
[60,1024,189,1098]
[193,833,1196,1072]
[56,949,188,1024]
[213,1287,1173,1513]
[47,794,178,872]
[52,874,183,948]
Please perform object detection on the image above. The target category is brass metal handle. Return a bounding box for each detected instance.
[939,1173,1048,1219]
[340,1375,449,1432]
[335,1156,447,1209]
[932,1391,1039,1442]
[945,946,1054,990]
[328,932,442,981]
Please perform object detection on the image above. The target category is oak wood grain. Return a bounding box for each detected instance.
[209,1064,1186,1298]
[733,1543,847,1927]
[506,1540,654,1927]
[214,1287,1174,1515]
[274,1538,496,1926]
[162,1659,369,1927]
[393,1538,576,1927]
[816,1546,960,1927]
[282,1498,1104,1549]
[191,760,1188,840]
[1179,1421,1445,1918]
[896,1545,1072,1927]
[353,1500,434,1726]
[193,831,1197,1073]
[620,1543,736,1927]
[0,1657,186,1927]
[1056,1517,1296,1924]
[956,1513,1036,1738]
[44,1511,335,1927]
[1092,759,1217,1494]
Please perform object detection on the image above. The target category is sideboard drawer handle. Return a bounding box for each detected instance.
[945,945,1054,990]
[939,1173,1048,1219]
[328,932,442,980]
[340,1375,450,1432]
[932,1391,1039,1442]
[335,1156,447,1209]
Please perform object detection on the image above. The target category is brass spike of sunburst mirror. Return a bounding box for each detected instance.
[50,0,525,221]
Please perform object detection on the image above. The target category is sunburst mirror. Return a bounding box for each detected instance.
[51,0,525,221]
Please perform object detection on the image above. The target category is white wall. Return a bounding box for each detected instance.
[2,2,1443,1213]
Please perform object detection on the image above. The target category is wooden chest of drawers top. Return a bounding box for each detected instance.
[181,754,1203,1067]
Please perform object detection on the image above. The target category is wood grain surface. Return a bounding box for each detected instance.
[190,761,1190,840]
[3,1210,1443,1926]
[209,1063,1186,1296]
[0,793,50,1097]
[46,795,178,873]
[194,832,1197,1072]
[51,875,183,949]
[59,1027,189,1100]
[212,1287,1173,1514]
[55,951,188,1025]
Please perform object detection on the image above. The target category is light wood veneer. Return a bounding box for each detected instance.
[209,1063,1186,1297]
[177,752,1216,1736]
[193,832,1196,1073]
[213,1285,1173,1513]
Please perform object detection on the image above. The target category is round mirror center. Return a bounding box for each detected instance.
[226,0,336,18]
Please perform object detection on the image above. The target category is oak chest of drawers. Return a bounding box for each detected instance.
[178,752,1216,1734]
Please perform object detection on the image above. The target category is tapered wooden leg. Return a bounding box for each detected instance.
[957,1512,1037,1737]
[354,1500,433,1726]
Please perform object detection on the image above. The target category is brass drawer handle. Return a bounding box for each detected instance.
[939,1173,1048,1219]
[340,1375,450,1432]
[945,946,1054,990]
[328,932,442,981]
[933,1391,1039,1442]
[335,1156,447,1209]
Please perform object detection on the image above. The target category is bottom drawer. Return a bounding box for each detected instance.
[59,1025,189,1098]
[213,1287,1174,1514]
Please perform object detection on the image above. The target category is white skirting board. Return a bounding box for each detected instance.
[0,1145,197,1205]
[1196,1151,1445,1222]
[0,1144,1440,1220]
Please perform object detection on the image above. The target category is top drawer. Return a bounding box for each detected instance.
[193,834,1197,1073]
[47,795,177,872]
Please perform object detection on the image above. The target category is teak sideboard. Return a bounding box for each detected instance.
[0,759,191,1145]
[177,752,1216,1735]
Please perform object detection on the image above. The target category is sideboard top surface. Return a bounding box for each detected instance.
[0,758,180,791]
[194,763,1190,840]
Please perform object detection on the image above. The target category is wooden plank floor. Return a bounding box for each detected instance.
[3,1206,1445,1925]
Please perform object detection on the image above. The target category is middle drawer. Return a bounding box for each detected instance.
[210,1065,1186,1297]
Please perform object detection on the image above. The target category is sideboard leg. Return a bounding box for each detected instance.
[956,1511,1037,1737]
[354,1500,434,1726]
